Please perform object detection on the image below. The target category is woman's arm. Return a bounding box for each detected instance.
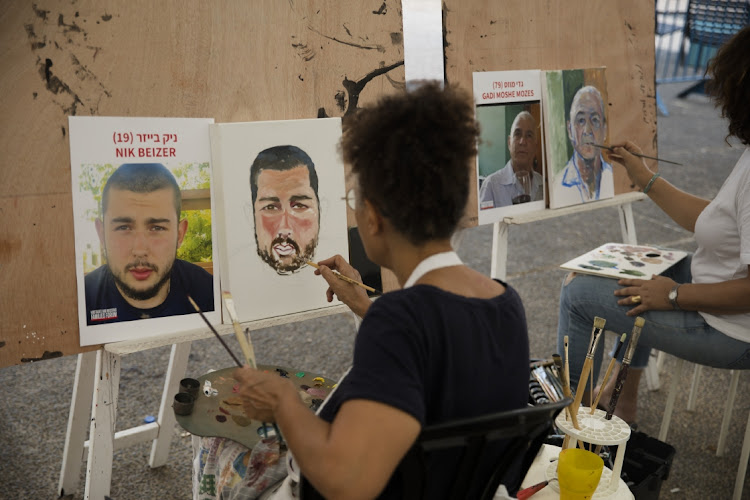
[675,273,750,314]
[615,268,750,316]
[280,399,420,500]
[233,367,420,500]
[610,142,710,232]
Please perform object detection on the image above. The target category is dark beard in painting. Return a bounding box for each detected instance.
[256,236,318,275]
[109,260,173,303]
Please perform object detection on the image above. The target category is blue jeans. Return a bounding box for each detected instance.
[557,255,750,390]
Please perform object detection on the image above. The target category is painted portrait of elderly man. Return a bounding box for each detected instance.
[545,68,614,209]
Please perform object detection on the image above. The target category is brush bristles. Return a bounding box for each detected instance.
[620,333,627,342]
[635,316,645,327]
[593,316,606,329]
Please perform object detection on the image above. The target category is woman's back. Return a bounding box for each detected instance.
[318,281,530,498]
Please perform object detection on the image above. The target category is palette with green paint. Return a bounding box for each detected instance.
[174,364,334,448]
[560,243,687,280]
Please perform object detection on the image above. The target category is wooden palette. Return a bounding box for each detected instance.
[560,243,688,280]
[174,364,335,448]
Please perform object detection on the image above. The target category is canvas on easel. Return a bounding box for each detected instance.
[473,70,546,225]
[560,243,688,280]
[68,116,221,346]
[543,67,614,209]
[210,118,349,323]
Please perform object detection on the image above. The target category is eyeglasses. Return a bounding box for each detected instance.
[341,188,356,211]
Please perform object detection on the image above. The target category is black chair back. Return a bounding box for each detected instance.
[301,397,570,500]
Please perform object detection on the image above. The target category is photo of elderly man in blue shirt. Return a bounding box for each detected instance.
[479,110,544,209]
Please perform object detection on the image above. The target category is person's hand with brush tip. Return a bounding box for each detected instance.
[312,254,372,318]
[608,140,710,232]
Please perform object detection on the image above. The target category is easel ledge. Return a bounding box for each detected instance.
[490,192,648,282]
[502,192,647,226]
[106,304,352,355]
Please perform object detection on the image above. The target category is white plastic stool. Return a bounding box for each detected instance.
[658,357,746,499]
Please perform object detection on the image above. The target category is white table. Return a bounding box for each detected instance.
[516,444,634,500]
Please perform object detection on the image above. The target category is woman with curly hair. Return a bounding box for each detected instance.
[194,82,531,499]
[557,25,750,425]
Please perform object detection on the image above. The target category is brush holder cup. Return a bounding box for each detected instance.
[546,406,632,499]
[173,392,196,416]
[179,377,200,398]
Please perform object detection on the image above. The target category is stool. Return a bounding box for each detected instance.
[658,357,747,499]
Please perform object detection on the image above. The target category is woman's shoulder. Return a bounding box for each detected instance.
[371,280,520,312]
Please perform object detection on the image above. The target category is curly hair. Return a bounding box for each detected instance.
[704,25,750,145]
[340,81,479,245]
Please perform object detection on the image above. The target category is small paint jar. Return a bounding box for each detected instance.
[173,392,195,416]
[179,378,200,398]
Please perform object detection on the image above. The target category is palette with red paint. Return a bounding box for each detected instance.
[174,364,334,448]
[560,243,688,280]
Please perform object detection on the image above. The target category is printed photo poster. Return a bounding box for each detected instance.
[542,67,614,209]
[473,70,546,225]
[68,116,221,346]
[210,118,349,323]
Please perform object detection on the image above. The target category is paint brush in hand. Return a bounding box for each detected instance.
[592,143,683,166]
[590,333,627,414]
[222,291,257,368]
[606,317,645,420]
[306,260,381,295]
[569,316,607,428]
[187,295,242,367]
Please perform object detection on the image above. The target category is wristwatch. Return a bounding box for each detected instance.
[668,284,681,310]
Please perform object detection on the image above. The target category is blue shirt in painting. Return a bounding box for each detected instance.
[555,153,614,203]
[84,259,214,325]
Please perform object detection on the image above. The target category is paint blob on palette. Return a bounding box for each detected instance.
[560,243,688,280]
[174,364,335,449]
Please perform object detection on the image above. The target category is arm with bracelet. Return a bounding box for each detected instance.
[609,141,709,231]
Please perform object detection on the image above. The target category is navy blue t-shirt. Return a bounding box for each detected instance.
[84,259,215,325]
[318,281,530,499]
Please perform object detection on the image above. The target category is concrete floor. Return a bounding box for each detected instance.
[1,81,748,499]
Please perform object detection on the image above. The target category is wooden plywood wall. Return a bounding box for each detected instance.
[0,0,655,368]
[0,0,405,368]
[445,1,657,224]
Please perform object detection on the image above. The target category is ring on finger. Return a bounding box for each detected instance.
[631,295,641,304]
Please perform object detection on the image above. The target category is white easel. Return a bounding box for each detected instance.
[488,191,661,391]
[58,305,351,499]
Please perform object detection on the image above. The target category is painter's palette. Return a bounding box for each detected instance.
[174,364,335,448]
[560,243,687,280]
